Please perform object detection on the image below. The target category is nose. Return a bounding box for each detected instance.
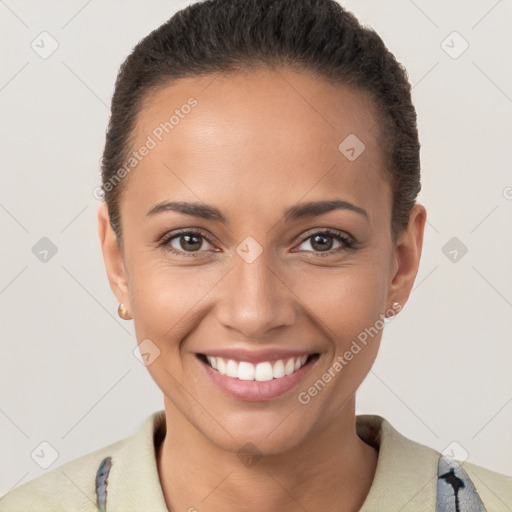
[215,249,297,340]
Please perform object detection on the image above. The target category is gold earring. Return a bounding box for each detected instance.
[385,301,402,318]
[118,303,131,320]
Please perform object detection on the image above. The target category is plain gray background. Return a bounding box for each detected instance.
[1,0,511,496]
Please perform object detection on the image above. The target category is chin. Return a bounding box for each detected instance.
[201,406,315,457]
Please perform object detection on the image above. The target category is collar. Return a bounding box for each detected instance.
[356,414,439,511]
[105,410,441,511]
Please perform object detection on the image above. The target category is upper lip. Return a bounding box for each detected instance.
[197,348,318,365]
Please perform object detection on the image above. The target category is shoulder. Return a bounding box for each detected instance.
[357,414,512,511]
[0,437,127,511]
[0,410,167,512]
[459,458,512,510]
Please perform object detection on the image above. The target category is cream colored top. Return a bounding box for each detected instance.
[1,410,510,511]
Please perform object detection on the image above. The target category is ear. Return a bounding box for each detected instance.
[97,203,132,315]
[387,203,427,310]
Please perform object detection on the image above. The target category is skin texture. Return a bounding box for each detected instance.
[98,66,426,512]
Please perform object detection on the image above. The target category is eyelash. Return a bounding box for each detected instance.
[157,228,354,258]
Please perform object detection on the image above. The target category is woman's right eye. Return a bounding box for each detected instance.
[159,231,216,257]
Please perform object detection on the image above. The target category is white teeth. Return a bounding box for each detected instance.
[238,361,255,381]
[284,358,295,375]
[217,357,226,375]
[273,359,285,378]
[226,359,238,378]
[203,354,314,381]
[255,362,273,381]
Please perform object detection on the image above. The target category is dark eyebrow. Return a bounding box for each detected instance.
[146,199,368,223]
[284,199,368,222]
[146,201,227,222]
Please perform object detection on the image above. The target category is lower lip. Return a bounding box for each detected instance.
[197,354,319,402]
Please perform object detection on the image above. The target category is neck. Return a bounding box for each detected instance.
[156,396,378,512]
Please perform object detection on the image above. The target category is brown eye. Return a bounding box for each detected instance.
[175,233,204,252]
[309,234,334,252]
[160,230,216,256]
[296,230,353,255]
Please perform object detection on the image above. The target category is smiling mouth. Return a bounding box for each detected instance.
[196,353,320,382]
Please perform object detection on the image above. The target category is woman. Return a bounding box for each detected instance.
[1,0,510,510]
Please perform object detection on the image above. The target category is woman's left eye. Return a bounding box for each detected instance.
[295,230,354,255]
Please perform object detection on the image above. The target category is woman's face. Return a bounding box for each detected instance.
[99,66,425,454]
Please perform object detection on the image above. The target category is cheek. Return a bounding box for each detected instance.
[294,261,390,338]
[127,265,215,391]
[128,260,224,347]
[291,258,391,388]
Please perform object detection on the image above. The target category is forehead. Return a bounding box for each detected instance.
[136,65,383,159]
[122,66,390,226]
